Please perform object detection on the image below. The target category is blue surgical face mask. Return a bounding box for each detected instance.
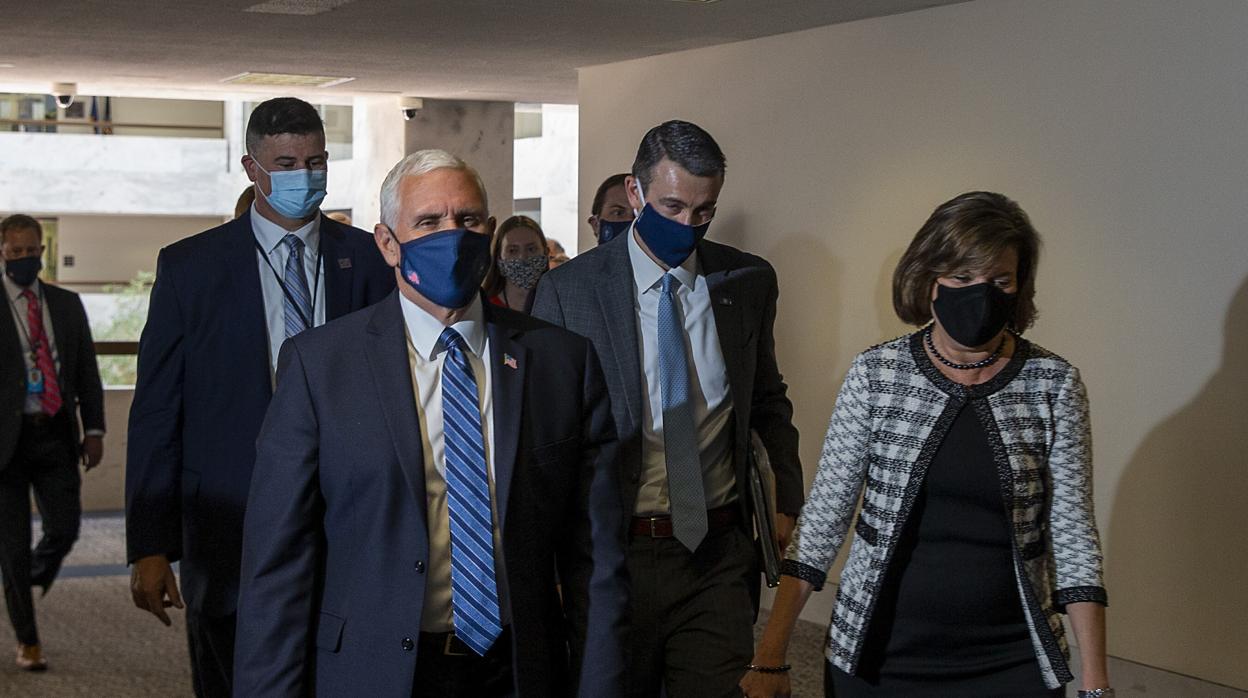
[632,181,710,268]
[253,160,328,220]
[397,227,492,309]
[595,217,632,245]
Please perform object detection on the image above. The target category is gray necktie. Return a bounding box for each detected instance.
[658,273,707,551]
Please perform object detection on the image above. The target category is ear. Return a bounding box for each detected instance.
[374,224,401,267]
[485,216,497,237]
[624,175,643,211]
[241,154,258,183]
[587,215,598,231]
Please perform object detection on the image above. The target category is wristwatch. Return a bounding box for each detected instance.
[1077,689,1115,698]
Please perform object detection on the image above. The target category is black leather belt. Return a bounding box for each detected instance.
[21,412,63,430]
[419,626,511,657]
[631,504,741,538]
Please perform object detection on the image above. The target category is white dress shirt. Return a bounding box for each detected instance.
[627,227,736,516]
[399,293,509,632]
[250,205,327,379]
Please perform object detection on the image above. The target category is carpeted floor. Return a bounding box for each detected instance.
[2,514,1244,697]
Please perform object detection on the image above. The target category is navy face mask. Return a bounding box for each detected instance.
[397,227,492,309]
[4,255,42,287]
[632,182,710,268]
[595,218,632,245]
[932,282,1017,347]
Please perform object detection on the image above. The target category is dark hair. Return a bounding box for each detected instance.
[245,97,324,155]
[0,214,42,243]
[591,173,630,216]
[482,215,549,297]
[631,120,725,189]
[892,191,1042,331]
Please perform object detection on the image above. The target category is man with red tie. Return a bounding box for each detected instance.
[0,214,105,671]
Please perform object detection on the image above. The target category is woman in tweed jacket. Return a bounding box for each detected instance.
[743,192,1111,697]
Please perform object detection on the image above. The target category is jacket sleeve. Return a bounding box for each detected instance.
[71,293,105,433]
[557,340,628,698]
[749,263,803,515]
[125,248,186,563]
[781,354,872,590]
[1046,366,1107,610]
[234,339,324,697]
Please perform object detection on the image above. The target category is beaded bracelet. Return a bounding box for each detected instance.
[746,663,792,674]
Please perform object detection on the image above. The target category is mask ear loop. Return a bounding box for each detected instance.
[633,180,646,217]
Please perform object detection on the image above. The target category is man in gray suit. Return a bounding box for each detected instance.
[533,120,803,697]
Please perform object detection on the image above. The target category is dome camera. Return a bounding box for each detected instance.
[400,97,424,121]
[52,82,77,109]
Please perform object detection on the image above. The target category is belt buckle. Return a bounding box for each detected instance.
[648,516,661,537]
[443,633,469,657]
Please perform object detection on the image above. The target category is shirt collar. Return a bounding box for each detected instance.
[399,292,487,361]
[250,203,321,255]
[2,268,39,301]
[626,223,699,295]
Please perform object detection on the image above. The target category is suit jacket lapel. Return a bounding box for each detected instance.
[320,216,354,321]
[484,304,526,529]
[595,239,643,428]
[363,291,428,514]
[229,217,274,395]
[42,285,74,386]
[699,243,749,423]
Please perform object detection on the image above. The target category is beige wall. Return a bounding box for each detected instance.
[56,214,223,283]
[579,0,1248,688]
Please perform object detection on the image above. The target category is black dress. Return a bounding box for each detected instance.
[827,404,1062,697]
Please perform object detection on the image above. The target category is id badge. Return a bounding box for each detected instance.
[26,367,44,395]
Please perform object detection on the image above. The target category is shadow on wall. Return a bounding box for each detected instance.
[1105,275,1248,689]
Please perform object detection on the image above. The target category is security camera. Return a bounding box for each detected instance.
[400,97,424,121]
[52,82,76,109]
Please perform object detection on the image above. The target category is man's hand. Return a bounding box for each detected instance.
[80,435,104,471]
[131,555,184,626]
[774,513,796,552]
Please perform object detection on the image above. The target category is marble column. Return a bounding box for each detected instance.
[404,99,514,220]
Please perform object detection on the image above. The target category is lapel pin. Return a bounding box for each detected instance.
[503,353,518,370]
[718,297,734,306]
[337,257,352,269]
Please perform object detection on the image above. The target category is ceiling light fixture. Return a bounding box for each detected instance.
[223,72,355,88]
[244,0,355,16]
[0,63,15,69]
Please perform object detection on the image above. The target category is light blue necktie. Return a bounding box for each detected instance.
[439,327,503,656]
[282,234,312,339]
[658,273,707,551]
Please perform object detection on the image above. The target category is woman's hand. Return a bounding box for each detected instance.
[739,668,792,698]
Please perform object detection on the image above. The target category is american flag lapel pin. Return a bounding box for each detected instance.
[503,353,518,370]
[337,257,352,269]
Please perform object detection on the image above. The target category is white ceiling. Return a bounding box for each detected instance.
[1,0,969,103]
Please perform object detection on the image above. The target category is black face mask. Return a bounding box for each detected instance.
[932,282,1017,347]
[4,255,42,287]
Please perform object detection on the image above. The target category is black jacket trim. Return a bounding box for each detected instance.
[781,560,826,591]
[1053,585,1108,612]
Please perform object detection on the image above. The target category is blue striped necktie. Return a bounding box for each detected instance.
[439,327,503,656]
[658,273,707,551]
[282,234,312,338]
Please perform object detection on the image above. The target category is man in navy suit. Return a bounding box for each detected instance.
[124,97,393,697]
[234,149,628,697]
[1,215,105,671]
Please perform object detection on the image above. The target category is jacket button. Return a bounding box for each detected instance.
[402,637,415,651]
[414,560,425,573]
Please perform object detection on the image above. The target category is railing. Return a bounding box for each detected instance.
[0,118,224,134]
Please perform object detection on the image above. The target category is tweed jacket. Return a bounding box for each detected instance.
[783,331,1106,689]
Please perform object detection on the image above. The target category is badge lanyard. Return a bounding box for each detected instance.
[5,283,52,389]
[254,239,324,330]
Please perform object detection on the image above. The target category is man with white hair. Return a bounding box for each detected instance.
[234,149,629,697]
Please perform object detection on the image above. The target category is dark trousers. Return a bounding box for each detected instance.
[626,525,757,698]
[412,628,515,697]
[0,414,81,646]
[186,609,236,698]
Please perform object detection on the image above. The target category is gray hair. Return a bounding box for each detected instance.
[378,149,489,230]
